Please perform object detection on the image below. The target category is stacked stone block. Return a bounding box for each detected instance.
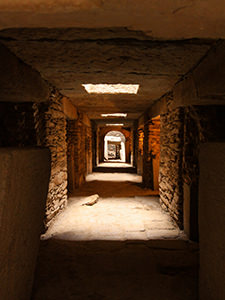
[159,107,184,228]
[33,89,67,226]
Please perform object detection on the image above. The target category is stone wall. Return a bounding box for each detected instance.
[159,103,225,231]
[67,113,92,194]
[33,89,68,226]
[182,105,225,239]
[0,87,88,227]
[159,106,184,228]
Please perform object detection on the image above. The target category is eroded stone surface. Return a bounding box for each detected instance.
[0,28,212,119]
[159,96,184,228]
[34,89,68,225]
[0,0,225,40]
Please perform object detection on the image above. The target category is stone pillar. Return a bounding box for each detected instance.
[67,115,92,192]
[104,137,108,160]
[0,148,50,300]
[91,121,97,168]
[159,107,184,228]
[137,126,144,175]
[33,89,68,225]
[147,116,160,191]
[199,143,225,300]
[121,141,126,162]
[143,114,154,189]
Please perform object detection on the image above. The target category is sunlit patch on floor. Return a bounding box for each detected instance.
[86,171,142,182]
[42,196,184,241]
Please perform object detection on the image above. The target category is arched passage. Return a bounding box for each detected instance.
[97,126,132,165]
[104,131,126,162]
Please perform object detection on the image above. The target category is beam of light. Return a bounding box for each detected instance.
[101,113,127,117]
[82,84,139,94]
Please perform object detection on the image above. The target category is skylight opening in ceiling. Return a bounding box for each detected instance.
[101,113,127,117]
[106,123,124,126]
[82,84,139,94]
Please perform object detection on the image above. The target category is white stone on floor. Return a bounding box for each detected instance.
[42,196,183,241]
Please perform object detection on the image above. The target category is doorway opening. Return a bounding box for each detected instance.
[104,131,126,162]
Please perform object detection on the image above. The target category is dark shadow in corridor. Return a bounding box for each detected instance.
[31,239,198,300]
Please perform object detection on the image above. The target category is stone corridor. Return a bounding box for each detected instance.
[1,2,225,300]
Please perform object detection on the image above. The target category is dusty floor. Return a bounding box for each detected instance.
[86,172,141,182]
[98,162,133,168]
[69,172,158,198]
[32,172,198,300]
[42,196,183,241]
[94,162,136,173]
[42,172,182,241]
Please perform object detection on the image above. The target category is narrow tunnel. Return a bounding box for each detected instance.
[0,7,225,300]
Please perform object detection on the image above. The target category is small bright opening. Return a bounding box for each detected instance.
[101,113,127,118]
[82,84,139,94]
[106,123,124,126]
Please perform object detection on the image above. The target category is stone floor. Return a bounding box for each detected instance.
[95,162,136,173]
[43,172,181,241]
[32,239,198,300]
[32,172,198,300]
[42,196,182,241]
[86,172,142,182]
[98,162,133,168]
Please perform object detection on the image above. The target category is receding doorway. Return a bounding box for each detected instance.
[104,130,126,162]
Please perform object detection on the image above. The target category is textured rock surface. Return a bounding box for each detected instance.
[34,89,68,225]
[0,28,212,119]
[0,0,225,40]
[0,148,50,300]
[159,95,184,228]
[159,104,225,231]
